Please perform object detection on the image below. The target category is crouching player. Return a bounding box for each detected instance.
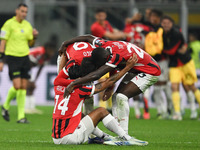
[52,54,148,146]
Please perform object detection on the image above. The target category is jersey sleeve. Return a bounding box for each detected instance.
[106,53,125,68]
[54,69,73,86]
[0,20,11,40]
[78,84,95,98]
[26,22,33,40]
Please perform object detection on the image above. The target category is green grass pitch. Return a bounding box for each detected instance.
[0,106,200,150]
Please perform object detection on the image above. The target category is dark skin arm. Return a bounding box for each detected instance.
[94,54,138,94]
[65,65,114,95]
[58,35,95,56]
[64,53,138,97]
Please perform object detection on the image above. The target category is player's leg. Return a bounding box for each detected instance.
[182,84,197,119]
[182,60,199,119]
[163,83,173,118]
[112,82,127,121]
[133,96,141,119]
[143,89,150,119]
[169,67,182,120]
[88,107,148,146]
[16,78,29,122]
[153,85,165,118]
[16,56,31,123]
[84,97,94,115]
[116,73,158,133]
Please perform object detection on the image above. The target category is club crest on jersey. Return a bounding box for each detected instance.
[21,29,24,33]
[86,85,92,88]
[57,86,65,92]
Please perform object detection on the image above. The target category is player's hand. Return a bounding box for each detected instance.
[126,53,138,70]
[0,62,4,72]
[58,41,70,56]
[178,44,187,54]
[94,38,105,47]
[102,88,113,101]
[64,83,74,98]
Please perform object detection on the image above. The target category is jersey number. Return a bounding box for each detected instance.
[73,42,95,50]
[53,95,70,115]
[127,43,144,59]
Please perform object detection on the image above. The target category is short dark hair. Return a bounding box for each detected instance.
[150,9,163,18]
[80,57,97,77]
[95,8,106,14]
[17,3,28,9]
[68,57,97,79]
[91,47,108,68]
[161,15,174,24]
[68,65,81,79]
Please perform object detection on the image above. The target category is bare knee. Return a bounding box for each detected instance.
[13,84,21,90]
[96,107,109,119]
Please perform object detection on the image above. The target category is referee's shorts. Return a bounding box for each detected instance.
[6,55,31,80]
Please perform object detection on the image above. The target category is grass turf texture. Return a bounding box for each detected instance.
[0,106,200,150]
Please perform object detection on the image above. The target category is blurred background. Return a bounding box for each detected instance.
[0,0,200,107]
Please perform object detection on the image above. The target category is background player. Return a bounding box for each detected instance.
[161,16,200,120]
[25,42,56,114]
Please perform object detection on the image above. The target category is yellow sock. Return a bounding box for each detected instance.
[16,89,26,120]
[3,87,17,110]
[194,89,200,106]
[172,91,180,113]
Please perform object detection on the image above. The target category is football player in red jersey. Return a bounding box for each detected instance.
[25,43,55,114]
[59,35,161,133]
[57,41,98,118]
[52,53,148,146]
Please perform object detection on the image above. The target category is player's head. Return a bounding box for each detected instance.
[95,8,107,22]
[189,32,199,42]
[80,57,97,77]
[16,3,28,21]
[149,9,163,25]
[161,15,174,33]
[91,47,109,68]
[68,65,81,79]
[68,58,97,79]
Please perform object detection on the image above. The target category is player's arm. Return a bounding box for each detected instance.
[57,53,68,73]
[94,54,138,94]
[29,28,39,47]
[64,65,114,95]
[0,39,6,71]
[58,35,103,55]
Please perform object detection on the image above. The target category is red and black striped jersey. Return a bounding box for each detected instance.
[52,70,95,139]
[101,41,161,76]
[63,42,96,76]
